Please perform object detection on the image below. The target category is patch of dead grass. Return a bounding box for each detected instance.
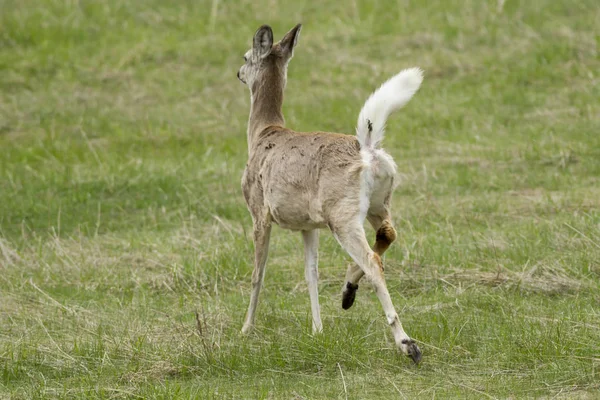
[444,263,594,294]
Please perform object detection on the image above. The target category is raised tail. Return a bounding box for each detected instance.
[356,68,423,149]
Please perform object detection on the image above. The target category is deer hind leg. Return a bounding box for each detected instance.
[332,221,420,363]
[302,229,322,333]
[241,211,272,334]
[342,208,397,310]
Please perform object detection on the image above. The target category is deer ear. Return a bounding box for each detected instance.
[280,23,302,57]
[253,25,273,59]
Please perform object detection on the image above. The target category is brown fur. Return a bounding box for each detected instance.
[374,221,397,255]
[243,126,365,231]
[241,36,368,232]
[238,24,421,363]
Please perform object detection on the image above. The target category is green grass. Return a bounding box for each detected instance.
[1,0,599,398]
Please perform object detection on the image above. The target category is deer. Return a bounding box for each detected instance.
[237,23,424,364]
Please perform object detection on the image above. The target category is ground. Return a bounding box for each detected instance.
[1,0,599,398]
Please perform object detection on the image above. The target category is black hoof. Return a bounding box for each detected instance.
[341,282,358,310]
[402,339,422,364]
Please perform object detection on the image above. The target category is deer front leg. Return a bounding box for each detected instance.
[241,214,272,334]
[302,229,322,333]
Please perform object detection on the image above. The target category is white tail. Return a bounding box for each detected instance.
[356,67,424,149]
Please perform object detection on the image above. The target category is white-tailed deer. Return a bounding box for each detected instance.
[237,24,424,363]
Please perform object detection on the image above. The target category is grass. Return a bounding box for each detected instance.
[1,0,599,398]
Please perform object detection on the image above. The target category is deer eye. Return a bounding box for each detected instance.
[243,56,248,62]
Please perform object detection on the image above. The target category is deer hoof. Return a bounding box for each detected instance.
[402,339,422,364]
[341,282,358,310]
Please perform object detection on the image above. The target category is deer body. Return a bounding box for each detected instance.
[245,129,368,230]
[237,24,423,363]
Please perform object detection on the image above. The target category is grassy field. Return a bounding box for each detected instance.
[1,0,599,398]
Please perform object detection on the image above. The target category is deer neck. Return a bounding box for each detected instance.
[247,65,286,153]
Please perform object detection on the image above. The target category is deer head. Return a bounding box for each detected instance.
[237,24,302,90]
